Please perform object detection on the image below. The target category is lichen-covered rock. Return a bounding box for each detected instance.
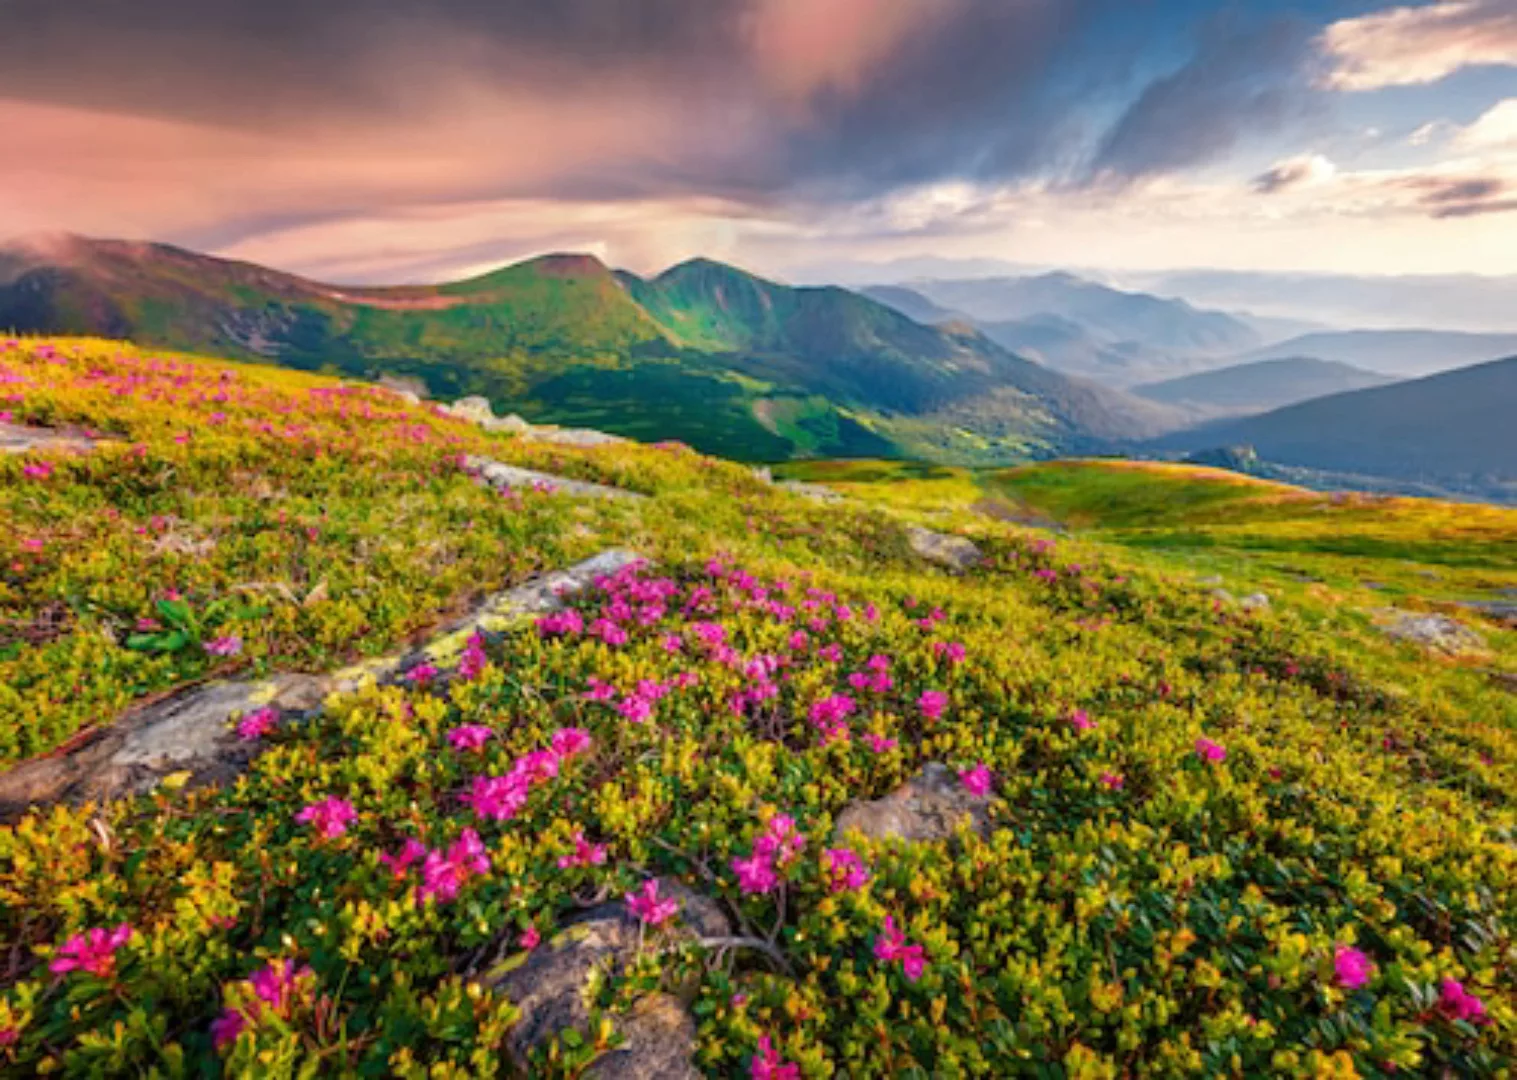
[528,426,626,448]
[462,455,644,502]
[834,762,995,843]
[481,413,532,435]
[0,421,103,455]
[1460,600,1517,627]
[484,880,728,1077]
[905,526,982,572]
[442,395,497,424]
[1241,592,1271,612]
[1375,610,1487,655]
[777,480,844,504]
[0,674,326,822]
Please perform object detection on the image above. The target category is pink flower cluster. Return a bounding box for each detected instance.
[457,632,488,680]
[1195,737,1227,764]
[447,725,495,751]
[557,829,609,869]
[1438,979,1489,1025]
[918,690,949,720]
[626,879,680,926]
[460,727,591,822]
[236,705,280,741]
[809,693,856,744]
[731,814,808,896]
[381,829,492,903]
[750,1035,801,1080]
[296,797,357,839]
[959,763,994,796]
[1067,709,1096,733]
[874,916,926,982]
[211,958,314,1049]
[205,635,243,657]
[822,847,869,893]
[50,923,133,978]
[1333,945,1374,989]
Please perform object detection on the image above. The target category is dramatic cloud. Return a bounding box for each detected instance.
[1457,98,1517,150]
[1254,154,1338,193]
[1091,16,1320,180]
[1321,0,1517,91]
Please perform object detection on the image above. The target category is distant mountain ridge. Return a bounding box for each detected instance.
[1132,357,1395,415]
[1241,329,1517,378]
[1153,356,1517,502]
[0,233,1189,464]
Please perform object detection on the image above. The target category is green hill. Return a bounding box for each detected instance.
[0,234,1186,464]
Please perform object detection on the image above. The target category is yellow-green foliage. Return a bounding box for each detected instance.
[0,341,1513,1076]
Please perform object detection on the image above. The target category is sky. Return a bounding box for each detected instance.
[1,0,1516,284]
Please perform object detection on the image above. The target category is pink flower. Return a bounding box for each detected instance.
[618,696,654,723]
[447,725,495,751]
[626,879,680,926]
[823,848,870,893]
[22,461,53,480]
[1195,737,1227,764]
[932,640,967,664]
[809,694,856,727]
[731,852,780,895]
[591,618,629,646]
[235,706,280,741]
[583,678,617,702]
[205,635,243,657]
[874,916,926,982]
[1099,772,1125,790]
[462,774,530,822]
[519,925,541,950]
[959,764,993,797]
[536,609,584,637]
[457,634,488,680]
[417,829,491,904]
[50,923,133,978]
[404,662,439,685]
[551,727,593,760]
[1067,709,1096,732]
[210,1009,245,1049]
[754,814,806,866]
[662,633,684,653]
[918,690,949,720]
[1438,979,1490,1025]
[296,797,357,839]
[750,1034,801,1080]
[864,732,898,753]
[1334,945,1374,990]
[249,959,312,1012]
[380,837,428,879]
[557,830,608,869]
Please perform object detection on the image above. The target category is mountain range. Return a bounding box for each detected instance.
[1131,357,1395,415]
[0,233,1186,464]
[1153,356,1517,503]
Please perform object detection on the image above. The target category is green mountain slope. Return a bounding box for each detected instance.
[0,234,1187,463]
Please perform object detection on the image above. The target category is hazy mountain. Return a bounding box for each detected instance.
[907,272,1264,357]
[0,233,1188,464]
[857,285,964,325]
[1240,329,1517,378]
[1153,356,1517,498]
[1132,357,1395,414]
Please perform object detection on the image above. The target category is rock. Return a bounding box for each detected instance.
[528,427,627,448]
[1458,600,1517,627]
[752,466,773,484]
[1240,592,1271,612]
[483,879,728,1078]
[0,421,102,456]
[481,413,532,435]
[905,526,982,572]
[1490,670,1517,694]
[1375,610,1487,655]
[332,549,646,691]
[834,763,995,843]
[1196,575,1224,586]
[462,455,644,502]
[777,480,844,504]
[443,396,497,424]
[1210,588,1236,605]
[0,674,327,822]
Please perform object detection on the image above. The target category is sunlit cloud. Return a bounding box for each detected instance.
[1321,0,1517,91]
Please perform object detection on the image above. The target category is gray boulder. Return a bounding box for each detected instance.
[834,763,996,843]
[0,421,103,456]
[1376,610,1487,655]
[906,526,982,572]
[462,456,644,502]
[443,396,497,424]
[777,480,844,504]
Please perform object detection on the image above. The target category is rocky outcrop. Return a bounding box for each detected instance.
[834,763,996,843]
[462,455,644,503]
[1459,599,1517,628]
[1375,610,1487,655]
[483,880,728,1078]
[0,421,104,456]
[777,480,844,504]
[440,397,624,445]
[0,550,645,820]
[905,526,982,572]
[0,674,326,822]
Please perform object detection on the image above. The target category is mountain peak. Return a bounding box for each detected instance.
[516,252,611,278]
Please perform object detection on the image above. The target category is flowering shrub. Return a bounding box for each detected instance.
[0,338,1513,1076]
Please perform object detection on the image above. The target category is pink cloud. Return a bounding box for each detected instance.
[1321,0,1517,91]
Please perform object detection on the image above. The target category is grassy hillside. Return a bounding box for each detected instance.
[0,338,1513,1075]
[0,236,1189,467]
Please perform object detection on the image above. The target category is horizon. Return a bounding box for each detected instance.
[2,0,1515,291]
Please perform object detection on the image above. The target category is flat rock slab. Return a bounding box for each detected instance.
[463,455,644,502]
[0,673,326,822]
[777,480,845,504]
[1375,610,1487,655]
[0,422,102,455]
[0,550,645,820]
[834,763,996,843]
[1459,600,1517,627]
[332,548,646,691]
[906,526,982,572]
[484,880,728,1078]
